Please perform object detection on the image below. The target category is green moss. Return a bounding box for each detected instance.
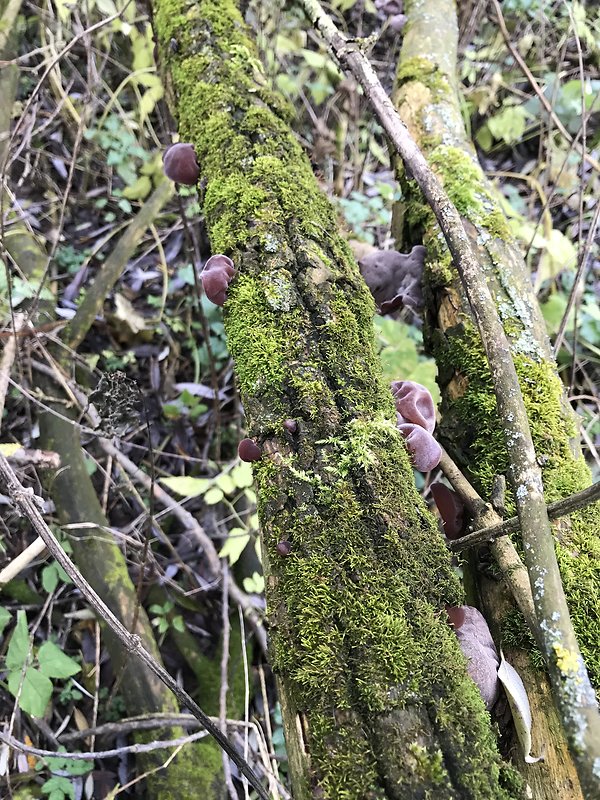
[434,320,600,687]
[154,1,523,795]
[408,743,447,785]
[396,55,449,94]
[429,146,512,240]
[225,273,295,400]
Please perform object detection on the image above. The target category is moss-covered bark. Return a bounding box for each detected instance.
[153,1,522,797]
[393,1,598,796]
[394,0,599,691]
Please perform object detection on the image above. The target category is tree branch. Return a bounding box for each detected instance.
[297,0,600,791]
[450,481,600,553]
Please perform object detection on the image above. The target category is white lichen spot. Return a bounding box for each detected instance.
[263,271,295,311]
[264,233,280,253]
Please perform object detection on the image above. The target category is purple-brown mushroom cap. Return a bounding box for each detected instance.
[283,419,298,434]
[359,245,426,318]
[446,605,500,711]
[397,423,442,472]
[238,438,262,462]
[162,142,200,185]
[392,380,436,433]
[276,540,292,557]
[430,482,465,539]
[201,254,236,306]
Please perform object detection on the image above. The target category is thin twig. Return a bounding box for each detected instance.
[220,562,237,799]
[438,449,539,644]
[0,312,23,423]
[0,537,47,586]
[58,713,257,742]
[490,0,600,175]
[28,357,268,653]
[296,3,600,789]
[0,453,269,800]
[450,481,600,553]
[0,729,208,760]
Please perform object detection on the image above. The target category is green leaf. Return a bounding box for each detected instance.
[535,229,577,290]
[541,293,571,335]
[6,610,30,671]
[42,775,75,799]
[242,572,265,594]
[219,529,250,565]
[374,317,440,404]
[161,476,211,497]
[230,462,254,489]
[214,473,235,495]
[38,642,80,679]
[203,486,224,505]
[42,564,60,594]
[172,616,185,633]
[487,105,531,145]
[121,174,152,200]
[301,49,328,69]
[8,667,52,717]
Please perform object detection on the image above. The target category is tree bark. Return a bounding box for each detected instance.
[154,1,523,797]
[393,0,599,797]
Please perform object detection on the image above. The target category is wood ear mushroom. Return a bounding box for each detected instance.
[162,142,200,185]
[201,255,236,306]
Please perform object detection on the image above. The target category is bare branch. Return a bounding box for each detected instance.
[450,482,600,553]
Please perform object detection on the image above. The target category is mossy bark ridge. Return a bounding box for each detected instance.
[394,0,598,796]
[154,1,522,797]
[395,0,600,695]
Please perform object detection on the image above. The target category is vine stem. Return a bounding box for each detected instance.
[296,0,600,793]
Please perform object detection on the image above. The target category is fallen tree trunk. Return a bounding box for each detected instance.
[153,1,522,797]
[393,0,599,797]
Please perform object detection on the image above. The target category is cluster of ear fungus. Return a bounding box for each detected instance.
[162,142,200,185]
[446,605,500,711]
[391,380,441,472]
[430,482,465,539]
[201,255,236,306]
[359,245,426,317]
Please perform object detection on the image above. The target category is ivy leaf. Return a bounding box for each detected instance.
[203,487,224,505]
[38,642,80,679]
[214,473,235,495]
[8,667,52,717]
[230,462,254,489]
[161,476,210,497]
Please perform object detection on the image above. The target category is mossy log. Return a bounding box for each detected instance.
[153,1,523,797]
[393,0,598,796]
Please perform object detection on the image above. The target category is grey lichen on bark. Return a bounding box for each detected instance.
[153,0,522,797]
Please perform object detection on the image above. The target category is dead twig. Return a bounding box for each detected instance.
[450,481,600,553]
